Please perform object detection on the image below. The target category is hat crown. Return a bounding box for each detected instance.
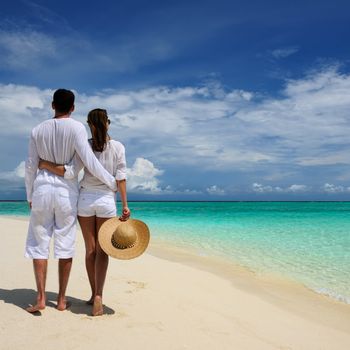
[99,218,150,259]
[112,223,137,249]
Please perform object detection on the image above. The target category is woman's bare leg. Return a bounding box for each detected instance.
[78,215,97,304]
[92,217,110,316]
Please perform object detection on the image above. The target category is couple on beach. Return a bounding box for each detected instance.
[24,89,131,316]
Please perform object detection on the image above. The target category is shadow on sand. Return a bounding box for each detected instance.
[0,288,115,316]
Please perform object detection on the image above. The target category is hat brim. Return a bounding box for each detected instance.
[98,218,150,260]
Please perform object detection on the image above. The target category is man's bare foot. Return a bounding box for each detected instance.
[56,299,71,311]
[26,302,45,313]
[92,296,103,316]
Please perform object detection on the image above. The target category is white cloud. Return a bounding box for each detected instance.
[181,188,202,195]
[206,185,225,195]
[322,183,348,193]
[2,66,350,191]
[0,161,25,193]
[0,161,25,180]
[161,185,202,195]
[286,184,308,192]
[270,46,299,59]
[3,161,350,198]
[14,161,25,178]
[0,23,176,75]
[252,182,350,194]
[126,157,164,194]
[0,84,53,135]
[0,29,56,69]
[252,183,282,193]
[252,183,308,193]
[0,158,169,195]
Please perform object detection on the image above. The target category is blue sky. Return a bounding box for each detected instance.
[0,0,350,200]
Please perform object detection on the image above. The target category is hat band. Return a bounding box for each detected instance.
[111,235,136,250]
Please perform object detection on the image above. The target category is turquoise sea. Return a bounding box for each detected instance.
[2,201,350,304]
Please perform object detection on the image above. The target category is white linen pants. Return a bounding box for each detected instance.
[25,184,79,259]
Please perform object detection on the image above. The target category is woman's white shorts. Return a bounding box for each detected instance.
[78,191,116,218]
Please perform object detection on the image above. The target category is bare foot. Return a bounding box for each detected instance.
[56,299,71,311]
[26,303,45,313]
[92,296,103,316]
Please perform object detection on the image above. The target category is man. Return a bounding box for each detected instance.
[25,88,118,313]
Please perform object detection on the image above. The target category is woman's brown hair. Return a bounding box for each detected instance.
[87,108,110,152]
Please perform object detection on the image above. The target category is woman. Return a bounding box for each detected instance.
[39,108,130,316]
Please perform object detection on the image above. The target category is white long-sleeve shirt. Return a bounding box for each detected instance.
[64,139,127,194]
[25,117,118,201]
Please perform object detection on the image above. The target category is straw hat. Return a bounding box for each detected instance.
[98,218,150,260]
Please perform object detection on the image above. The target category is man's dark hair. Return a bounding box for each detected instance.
[53,89,75,114]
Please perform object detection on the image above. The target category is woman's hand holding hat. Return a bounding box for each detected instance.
[119,206,131,221]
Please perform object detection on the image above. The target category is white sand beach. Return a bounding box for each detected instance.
[1,216,349,350]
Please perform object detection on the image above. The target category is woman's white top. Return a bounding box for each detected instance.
[64,139,127,194]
